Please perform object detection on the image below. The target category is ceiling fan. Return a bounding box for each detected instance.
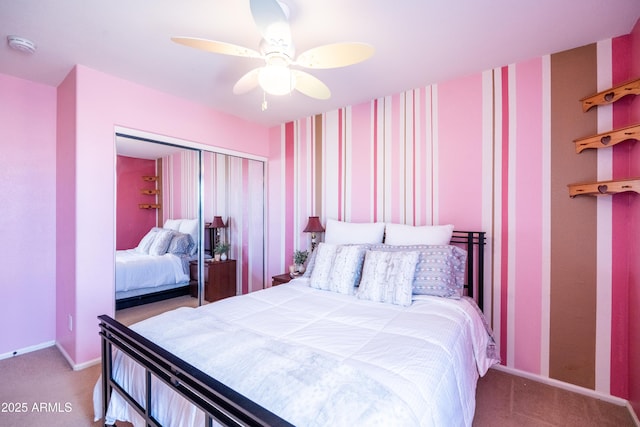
[171,0,374,103]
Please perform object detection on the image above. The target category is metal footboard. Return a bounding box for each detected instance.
[99,315,293,427]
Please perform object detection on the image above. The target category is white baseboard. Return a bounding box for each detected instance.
[0,340,56,360]
[493,365,640,426]
[491,364,629,406]
[55,342,101,371]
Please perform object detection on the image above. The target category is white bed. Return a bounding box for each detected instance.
[115,249,190,295]
[115,219,200,306]
[98,225,497,426]
[98,279,497,426]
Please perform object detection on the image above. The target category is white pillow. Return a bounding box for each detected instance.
[178,219,199,255]
[384,223,454,246]
[357,250,419,306]
[135,228,160,253]
[148,229,175,256]
[163,219,181,231]
[324,219,385,245]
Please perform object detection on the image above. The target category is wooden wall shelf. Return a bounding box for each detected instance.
[140,175,161,209]
[580,78,640,112]
[574,123,640,153]
[568,178,640,198]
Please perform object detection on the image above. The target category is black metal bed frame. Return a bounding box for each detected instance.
[115,285,191,310]
[450,230,487,310]
[99,230,486,427]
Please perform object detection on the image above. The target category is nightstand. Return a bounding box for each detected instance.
[272,273,294,286]
[189,259,236,302]
[206,259,236,302]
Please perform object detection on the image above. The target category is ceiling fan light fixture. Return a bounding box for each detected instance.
[258,64,296,96]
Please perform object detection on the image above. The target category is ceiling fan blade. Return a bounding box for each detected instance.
[249,0,291,44]
[292,70,331,100]
[233,68,261,94]
[171,36,262,58]
[296,42,374,69]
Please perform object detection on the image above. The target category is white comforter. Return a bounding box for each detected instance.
[98,278,498,426]
[115,249,189,293]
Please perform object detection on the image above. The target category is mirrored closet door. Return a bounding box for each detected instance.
[114,134,200,313]
[201,152,265,296]
[114,133,266,319]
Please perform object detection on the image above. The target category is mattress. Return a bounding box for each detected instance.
[115,249,190,294]
[97,278,498,426]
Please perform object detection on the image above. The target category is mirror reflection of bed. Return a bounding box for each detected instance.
[113,132,266,324]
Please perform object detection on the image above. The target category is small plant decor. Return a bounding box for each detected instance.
[293,249,309,266]
[214,242,230,255]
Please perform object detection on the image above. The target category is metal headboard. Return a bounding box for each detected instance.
[450,230,486,311]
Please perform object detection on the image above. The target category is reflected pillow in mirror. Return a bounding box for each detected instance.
[167,232,194,255]
[163,219,181,231]
[178,219,199,255]
[148,229,175,256]
[135,228,160,254]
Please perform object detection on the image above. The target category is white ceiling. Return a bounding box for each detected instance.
[1,0,639,127]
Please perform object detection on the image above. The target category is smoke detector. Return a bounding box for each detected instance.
[7,35,37,54]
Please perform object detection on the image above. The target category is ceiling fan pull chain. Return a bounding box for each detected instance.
[262,92,269,111]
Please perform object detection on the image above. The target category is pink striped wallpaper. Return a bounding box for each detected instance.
[267,31,640,407]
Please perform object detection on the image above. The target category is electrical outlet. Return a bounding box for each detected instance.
[68,314,73,331]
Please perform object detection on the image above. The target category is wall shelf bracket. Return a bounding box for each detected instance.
[574,123,640,153]
[568,178,640,198]
[580,78,640,112]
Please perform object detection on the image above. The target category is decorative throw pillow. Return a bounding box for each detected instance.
[384,223,454,246]
[167,232,194,255]
[356,250,419,306]
[309,243,367,294]
[309,243,338,291]
[178,219,199,255]
[148,229,175,256]
[368,244,467,298]
[135,228,160,254]
[302,248,318,278]
[327,245,367,294]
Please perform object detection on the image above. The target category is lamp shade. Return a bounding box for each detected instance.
[211,216,226,228]
[303,216,324,233]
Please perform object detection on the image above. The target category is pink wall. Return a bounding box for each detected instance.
[56,65,270,365]
[116,156,157,250]
[56,67,78,360]
[0,74,56,357]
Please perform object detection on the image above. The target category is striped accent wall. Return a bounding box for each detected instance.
[267,32,639,402]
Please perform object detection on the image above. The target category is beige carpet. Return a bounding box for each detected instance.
[0,346,102,427]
